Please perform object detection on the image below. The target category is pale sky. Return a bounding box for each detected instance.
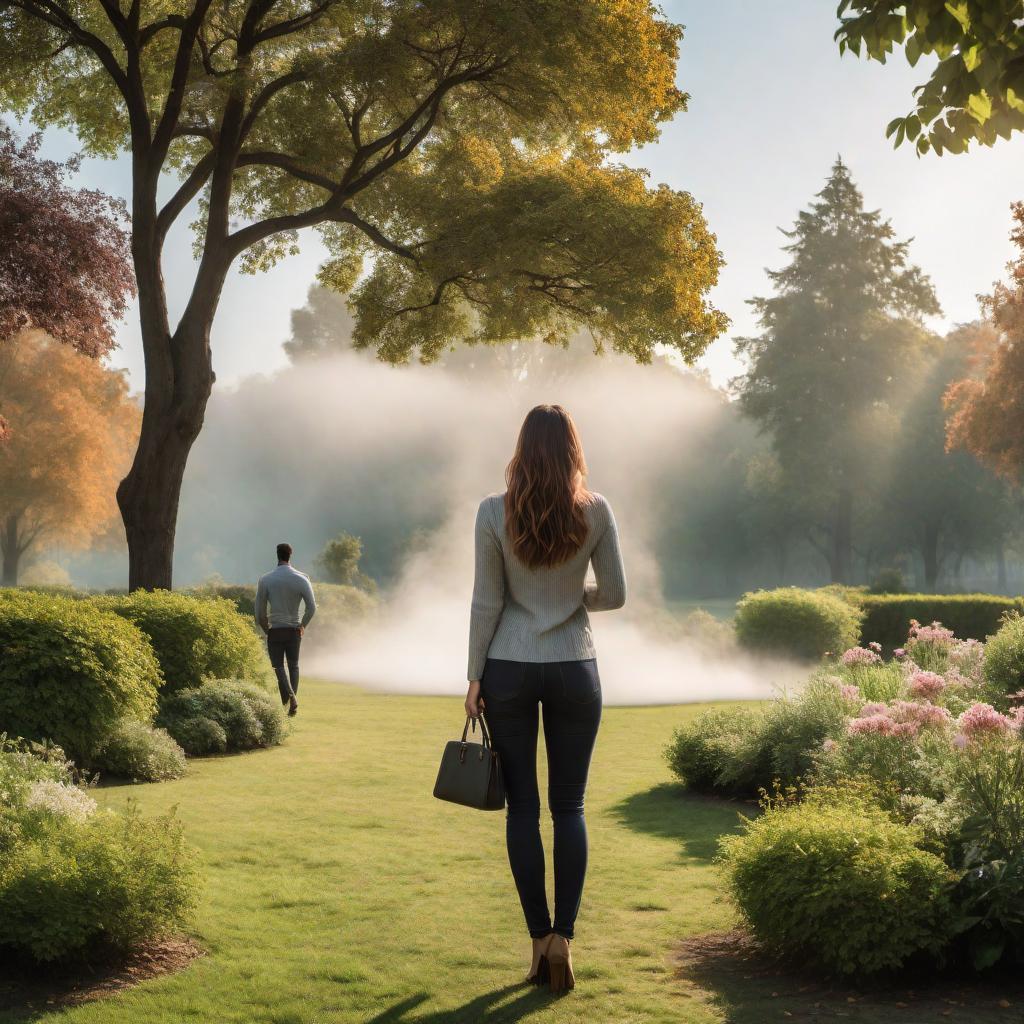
[19,0,1024,391]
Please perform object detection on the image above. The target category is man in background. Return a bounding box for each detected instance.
[256,543,316,716]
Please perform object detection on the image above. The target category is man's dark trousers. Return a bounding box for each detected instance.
[267,626,302,703]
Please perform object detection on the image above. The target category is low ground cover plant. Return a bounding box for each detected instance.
[0,737,197,963]
[158,679,286,756]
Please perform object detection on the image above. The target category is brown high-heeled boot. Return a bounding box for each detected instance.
[547,934,574,994]
[526,934,552,985]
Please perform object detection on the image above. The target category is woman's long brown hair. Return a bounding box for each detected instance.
[504,405,593,569]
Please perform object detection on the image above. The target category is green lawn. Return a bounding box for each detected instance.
[2,682,1018,1024]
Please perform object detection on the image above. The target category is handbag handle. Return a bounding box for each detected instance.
[461,714,494,750]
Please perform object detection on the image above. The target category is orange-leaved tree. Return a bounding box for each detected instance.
[945,204,1024,479]
[0,331,140,585]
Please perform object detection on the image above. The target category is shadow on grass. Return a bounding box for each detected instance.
[609,783,749,862]
[676,931,1024,1024]
[0,938,202,1024]
[366,983,558,1024]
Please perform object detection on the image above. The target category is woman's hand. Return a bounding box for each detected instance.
[465,680,485,719]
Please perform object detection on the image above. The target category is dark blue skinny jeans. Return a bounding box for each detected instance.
[481,657,602,940]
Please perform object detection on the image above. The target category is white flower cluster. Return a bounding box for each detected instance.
[24,779,97,822]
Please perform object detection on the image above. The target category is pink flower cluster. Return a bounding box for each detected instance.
[848,715,916,738]
[908,620,955,645]
[948,639,985,681]
[846,699,952,739]
[841,646,882,667]
[908,670,945,699]
[840,684,861,701]
[957,702,1013,737]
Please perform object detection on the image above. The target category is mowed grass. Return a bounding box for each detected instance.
[3,682,1017,1024]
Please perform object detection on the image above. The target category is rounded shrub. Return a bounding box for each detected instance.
[735,588,862,662]
[95,720,187,783]
[719,796,956,975]
[982,612,1024,702]
[95,590,266,692]
[665,707,765,795]
[168,716,228,756]
[0,803,197,962]
[0,591,162,762]
[158,679,286,755]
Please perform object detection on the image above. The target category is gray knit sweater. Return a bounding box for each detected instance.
[467,491,626,681]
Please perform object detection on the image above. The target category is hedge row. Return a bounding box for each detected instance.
[856,594,1024,649]
[735,587,1024,661]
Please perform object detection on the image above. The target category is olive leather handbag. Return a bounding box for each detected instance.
[433,714,505,811]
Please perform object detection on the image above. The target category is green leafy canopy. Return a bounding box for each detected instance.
[0,0,728,362]
[836,0,1024,154]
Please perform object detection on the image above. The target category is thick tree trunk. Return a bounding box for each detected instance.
[830,488,853,584]
[116,321,216,592]
[117,170,225,591]
[922,522,940,590]
[2,513,19,586]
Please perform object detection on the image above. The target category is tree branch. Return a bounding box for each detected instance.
[156,152,217,244]
[236,150,339,191]
[150,0,218,164]
[252,0,335,46]
[238,70,308,141]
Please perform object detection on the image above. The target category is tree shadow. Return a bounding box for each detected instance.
[364,983,557,1024]
[608,783,750,862]
[676,930,1024,1024]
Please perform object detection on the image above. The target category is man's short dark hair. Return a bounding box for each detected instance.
[276,543,292,563]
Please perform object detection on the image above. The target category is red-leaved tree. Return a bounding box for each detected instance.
[0,127,135,357]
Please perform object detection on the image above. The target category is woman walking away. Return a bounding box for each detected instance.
[465,404,626,994]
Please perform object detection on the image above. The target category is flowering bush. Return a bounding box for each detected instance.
[909,670,945,699]
[24,778,97,822]
[841,645,882,667]
[958,702,1015,740]
[0,737,197,963]
[668,615,1024,978]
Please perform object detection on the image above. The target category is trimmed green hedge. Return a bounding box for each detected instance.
[0,591,162,762]
[95,590,266,692]
[857,594,1024,649]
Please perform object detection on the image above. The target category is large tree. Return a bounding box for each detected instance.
[836,1,1024,154]
[0,0,727,590]
[733,158,939,583]
[946,204,1024,479]
[0,330,140,585]
[0,126,134,354]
